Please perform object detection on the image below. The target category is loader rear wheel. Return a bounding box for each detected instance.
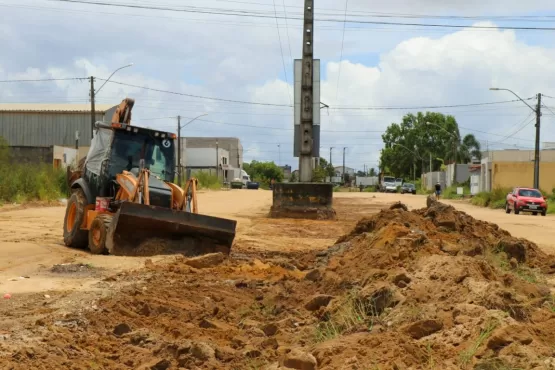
[88,214,112,255]
[63,189,88,249]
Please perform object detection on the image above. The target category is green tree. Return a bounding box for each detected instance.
[379,112,481,181]
[312,158,333,182]
[369,168,377,177]
[242,160,283,186]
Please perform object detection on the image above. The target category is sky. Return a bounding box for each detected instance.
[2,0,555,173]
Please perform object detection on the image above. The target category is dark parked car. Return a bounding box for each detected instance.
[246,181,260,190]
[400,183,416,194]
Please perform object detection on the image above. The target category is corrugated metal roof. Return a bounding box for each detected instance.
[0,103,115,113]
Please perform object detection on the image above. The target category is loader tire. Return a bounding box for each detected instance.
[63,189,88,249]
[88,214,112,255]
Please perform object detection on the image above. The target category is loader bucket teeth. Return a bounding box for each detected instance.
[105,202,236,257]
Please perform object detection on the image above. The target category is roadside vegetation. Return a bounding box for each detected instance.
[192,171,221,190]
[0,137,68,204]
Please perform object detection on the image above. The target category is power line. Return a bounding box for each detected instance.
[329,0,349,130]
[272,0,292,104]
[332,98,535,110]
[542,104,555,117]
[0,77,87,83]
[42,0,555,31]
[281,0,294,67]
[98,78,292,107]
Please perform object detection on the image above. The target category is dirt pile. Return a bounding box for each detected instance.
[310,197,555,369]
[3,197,555,369]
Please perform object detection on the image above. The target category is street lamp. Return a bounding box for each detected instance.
[427,121,458,184]
[90,63,134,137]
[489,88,536,111]
[177,113,208,186]
[490,87,540,189]
[393,143,422,181]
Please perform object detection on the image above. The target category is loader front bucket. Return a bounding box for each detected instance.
[106,202,237,257]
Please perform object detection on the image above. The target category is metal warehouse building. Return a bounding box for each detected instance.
[0,103,116,164]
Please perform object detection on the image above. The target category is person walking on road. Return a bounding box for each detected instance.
[435,182,442,200]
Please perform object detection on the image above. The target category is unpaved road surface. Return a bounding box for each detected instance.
[1,191,554,296]
[1,190,555,369]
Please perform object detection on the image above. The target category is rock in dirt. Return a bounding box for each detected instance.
[262,322,279,337]
[359,285,403,315]
[215,346,236,362]
[261,337,279,349]
[404,319,443,339]
[282,349,317,370]
[390,202,408,211]
[304,294,334,311]
[145,359,170,370]
[243,346,262,358]
[499,239,527,263]
[392,273,411,288]
[191,342,215,361]
[304,269,322,282]
[113,323,132,337]
[199,318,232,331]
[185,253,225,269]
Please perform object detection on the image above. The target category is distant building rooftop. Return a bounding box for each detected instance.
[0,103,115,113]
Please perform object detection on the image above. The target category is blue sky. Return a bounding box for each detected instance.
[2,0,555,171]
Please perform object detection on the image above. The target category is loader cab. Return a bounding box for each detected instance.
[83,124,175,200]
[109,127,175,182]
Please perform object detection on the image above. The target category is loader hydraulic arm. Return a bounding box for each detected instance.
[112,98,135,125]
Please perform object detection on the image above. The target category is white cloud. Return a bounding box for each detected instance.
[3,0,555,172]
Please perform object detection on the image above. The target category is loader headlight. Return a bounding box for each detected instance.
[155,132,160,137]
[126,126,132,131]
[161,133,166,138]
[133,128,139,133]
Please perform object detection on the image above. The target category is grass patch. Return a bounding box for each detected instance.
[0,163,67,203]
[486,244,544,284]
[459,319,498,368]
[470,187,512,209]
[192,171,221,190]
[314,288,392,343]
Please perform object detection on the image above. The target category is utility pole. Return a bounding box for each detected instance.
[216,139,219,182]
[90,76,95,138]
[534,93,542,189]
[177,115,181,186]
[298,0,314,182]
[342,147,346,183]
[329,147,334,183]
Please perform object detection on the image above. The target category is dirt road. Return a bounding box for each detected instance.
[2,190,555,369]
[1,190,554,297]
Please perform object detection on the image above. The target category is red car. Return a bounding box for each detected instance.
[505,187,548,216]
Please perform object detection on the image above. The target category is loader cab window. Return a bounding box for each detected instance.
[110,130,175,182]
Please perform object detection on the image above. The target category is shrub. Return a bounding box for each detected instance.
[471,192,491,207]
[470,187,511,208]
[0,163,66,203]
[489,199,506,209]
[192,171,221,190]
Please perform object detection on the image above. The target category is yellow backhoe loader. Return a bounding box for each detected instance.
[63,98,236,256]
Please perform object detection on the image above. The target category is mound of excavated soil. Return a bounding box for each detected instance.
[3,197,555,369]
[312,197,555,369]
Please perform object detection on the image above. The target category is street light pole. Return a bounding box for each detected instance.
[90,63,134,138]
[427,121,458,185]
[490,88,541,188]
[176,113,208,186]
